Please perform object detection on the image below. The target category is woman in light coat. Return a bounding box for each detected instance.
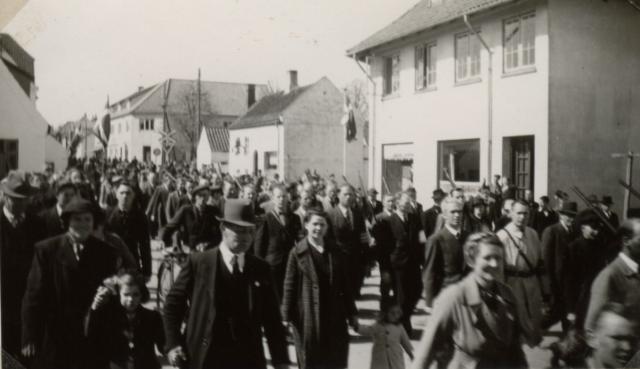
[411,232,534,369]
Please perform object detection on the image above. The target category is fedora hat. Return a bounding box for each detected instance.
[601,195,613,206]
[216,199,255,227]
[558,201,578,216]
[61,198,100,220]
[191,184,211,197]
[0,171,32,198]
[367,188,378,196]
[55,180,77,195]
[432,188,446,200]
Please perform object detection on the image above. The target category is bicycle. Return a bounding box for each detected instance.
[156,245,188,313]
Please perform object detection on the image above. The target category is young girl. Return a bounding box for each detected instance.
[356,305,414,369]
[87,272,165,369]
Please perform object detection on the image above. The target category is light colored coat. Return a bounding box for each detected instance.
[359,322,413,369]
[411,275,529,369]
[496,223,546,346]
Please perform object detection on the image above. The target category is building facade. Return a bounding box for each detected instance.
[349,0,640,214]
[107,79,267,165]
[228,74,368,184]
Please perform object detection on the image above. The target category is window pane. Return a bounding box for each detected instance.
[427,44,437,86]
[384,58,393,94]
[392,56,400,93]
[439,139,480,182]
[522,14,536,66]
[470,35,482,77]
[415,45,425,89]
[456,34,468,80]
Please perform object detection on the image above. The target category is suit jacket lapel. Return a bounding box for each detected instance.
[244,255,257,314]
[58,234,79,269]
[207,248,220,309]
[296,241,318,284]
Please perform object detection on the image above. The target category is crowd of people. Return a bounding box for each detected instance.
[1,157,639,369]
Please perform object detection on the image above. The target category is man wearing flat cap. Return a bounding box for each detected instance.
[160,183,222,251]
[0,171,45,362]
[541,201,578,332]
[163,199,290,369]
[21,198,120,369]
[39,180,77,239]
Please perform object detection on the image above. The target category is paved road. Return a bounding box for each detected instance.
[148,242,555,369]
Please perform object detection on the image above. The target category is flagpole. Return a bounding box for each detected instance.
[343,123,347,178]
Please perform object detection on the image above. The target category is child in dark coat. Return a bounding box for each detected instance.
[87,271,165,369]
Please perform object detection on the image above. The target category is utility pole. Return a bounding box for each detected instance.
[612,151,640,218]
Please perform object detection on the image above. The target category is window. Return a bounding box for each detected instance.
[438,139,480,182]
[415,43,437,90]
[383,55,400,96]
[455,32,482,82]
[0,139,18,178]
[139,119,144,130]
[264,151,278,169]
[504,13,536,72]
[139,119,155,131]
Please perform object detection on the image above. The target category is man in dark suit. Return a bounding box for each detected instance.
[0,172,45,362]
[406,186,423,218]
[326,184,369,299]
[254,184,303,300]
[532,195,558,236]
[421,189,446,238]
[423,197,467,308]
[145,173,173,236]
[21,199,120,369]
[163,199,289,369]
[165,177,191,221]
[362,188,383,223]
[388,191,423,333]
[370,194,396,310]
[106,180,152,279]
[39,180,77,239]
[540,201,577,331]
[161,184,222,252]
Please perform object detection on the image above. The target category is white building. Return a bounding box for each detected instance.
[349,0,640,214]
[196,126,229,171]
[107,79,268,165]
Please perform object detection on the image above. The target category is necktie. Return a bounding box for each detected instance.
[74,243,84,261]
[230,254,240,276]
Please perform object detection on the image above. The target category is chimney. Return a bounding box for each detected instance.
[288,70,298,92]
[138,86,144,92]
[248,84,256,108]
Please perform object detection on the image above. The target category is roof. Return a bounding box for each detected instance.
[229,83,314,130]
[347,0,518,58]
[203,127,229,153]
[110,79,268,119]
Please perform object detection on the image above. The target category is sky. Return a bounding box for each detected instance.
[3,0,419,126]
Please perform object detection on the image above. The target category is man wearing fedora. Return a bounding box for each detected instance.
[21,198,120,369]
[160,183,222,251]
[106,180,152,279]
[0,171,45,362]
[163,199,289,369]
[540,201,578,331]
[39,180,77,239]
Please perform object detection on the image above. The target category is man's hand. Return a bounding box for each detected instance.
[167,346,187,367]
[359,232,370,244]
[91,286,112,310]
[21,343,36,359]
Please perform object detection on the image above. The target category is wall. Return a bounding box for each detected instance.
[107,114,164,164]
[228,125,281,177]
[45,135,67,172]
[367,0,549,205]
[548,0,640,216]
[283,77,367,184]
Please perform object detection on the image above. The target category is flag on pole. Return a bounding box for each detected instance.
[341,93,357,142]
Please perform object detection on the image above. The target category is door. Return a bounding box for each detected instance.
[510,136,534,199]
[0,140,18,179]
[143,146,151,162]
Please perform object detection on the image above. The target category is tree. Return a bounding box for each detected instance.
[343,78,369,119]
[172,83,213,162]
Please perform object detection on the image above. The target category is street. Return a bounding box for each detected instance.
[149,241,555,369]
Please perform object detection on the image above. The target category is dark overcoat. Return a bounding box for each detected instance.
[39,206,66,239]
[105,207,152,276]
[281,239,358,369]
[423,227,467,307]
[326,206,367,296]
[163,247,289,369]
[21,234,119,369]
[160,204,221,251]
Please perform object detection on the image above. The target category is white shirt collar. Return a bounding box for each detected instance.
[3,207,21,224]
[445,224,461,238]
[56,204,64,217]
[395,209,406,221]
[338,204,350,217]
[619,252,639,274]
[308,237,324,253]
[219,242,245,273]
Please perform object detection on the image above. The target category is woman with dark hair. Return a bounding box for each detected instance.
[87,271,165,369]
[412,232,534,369]
[281,209,359,369]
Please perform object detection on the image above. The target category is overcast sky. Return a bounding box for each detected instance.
[3,0,418,126]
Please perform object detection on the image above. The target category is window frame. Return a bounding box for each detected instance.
[437,138,481,184]
[383,54,400,96]
[454,31,482,83]
[503,11,536,73]
[415,42,437,91]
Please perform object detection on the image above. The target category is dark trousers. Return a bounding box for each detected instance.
[346,252,366,299]
[392,265,422,334]
[379,267,394,311]
[270,262,287,302]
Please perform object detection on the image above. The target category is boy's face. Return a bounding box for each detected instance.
[119,285,142,313]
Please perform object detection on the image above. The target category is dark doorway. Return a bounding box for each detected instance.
[253,150,258,176]
[143,146,151,162]
[503,136,534,199]
[0,139,18,179]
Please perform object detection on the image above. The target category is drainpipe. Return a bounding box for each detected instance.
[463,14,493,183]
[352,55,377,191]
